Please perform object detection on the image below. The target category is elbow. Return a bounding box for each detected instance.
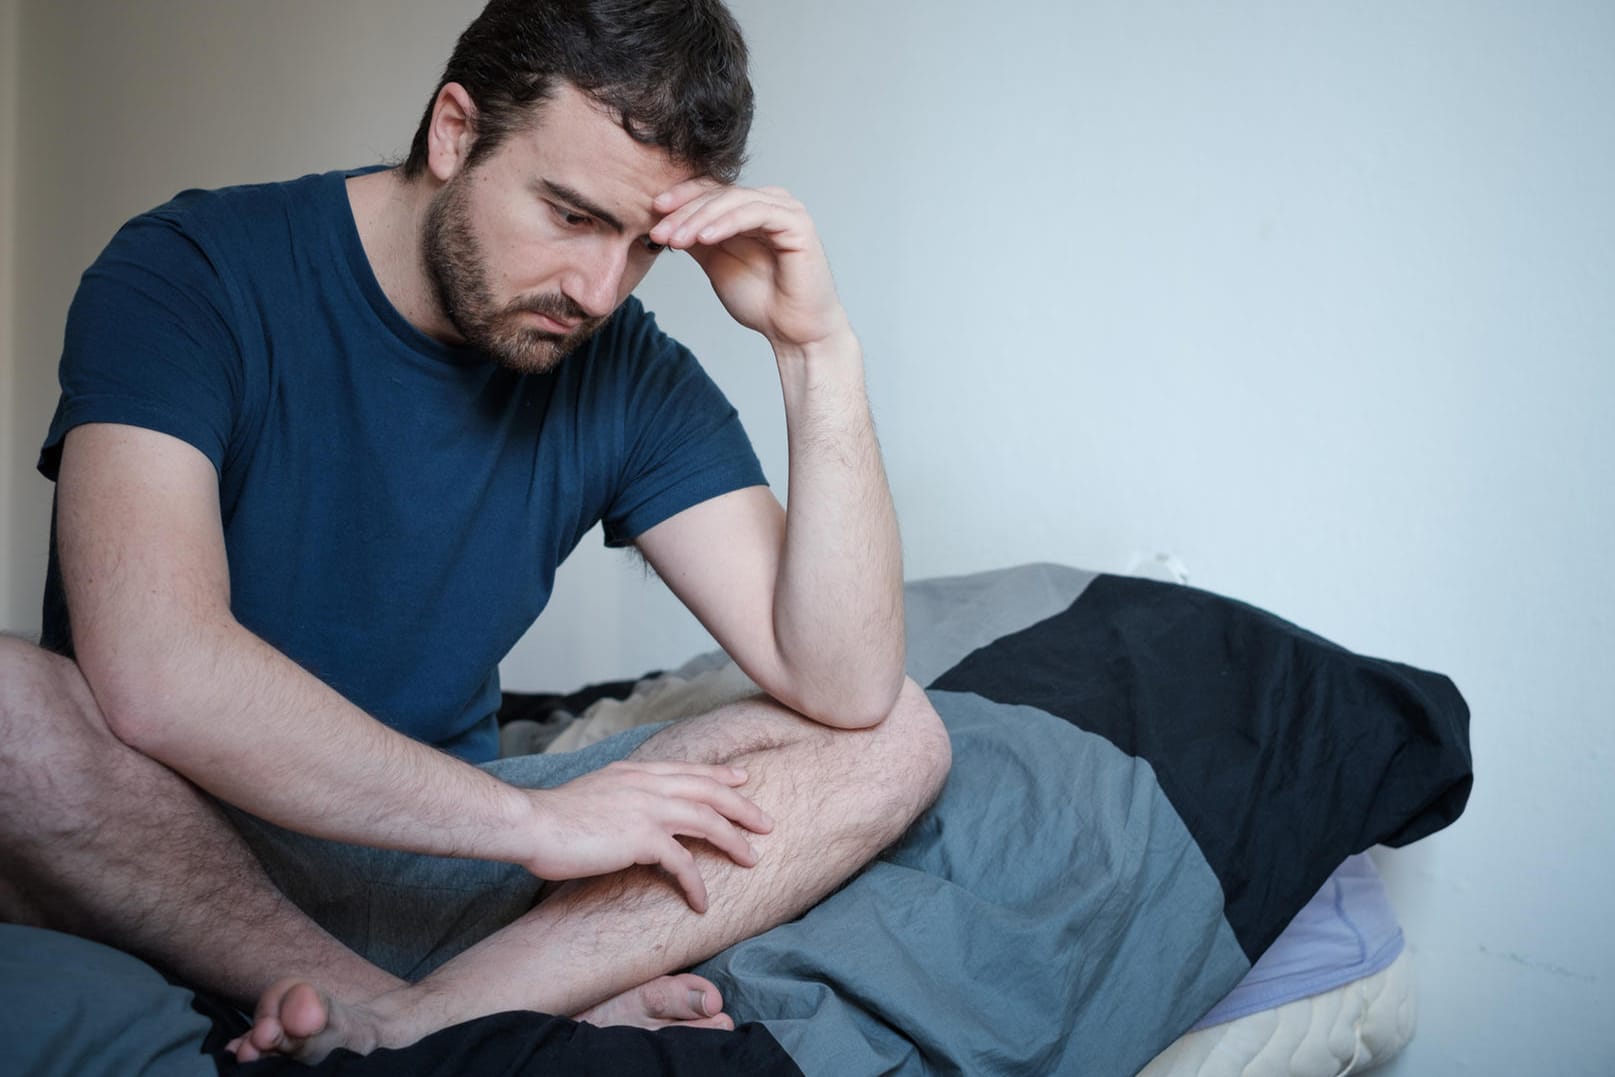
[88,668,181,759]
[68,594,242,765]
[74,640,200,762]
[842,675,909,730]
[795,667,910,731]
[758,631,909,729]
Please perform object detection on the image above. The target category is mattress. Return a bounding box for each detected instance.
[1139,948,1416,1076]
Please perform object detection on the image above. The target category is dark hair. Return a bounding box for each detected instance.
[401,0,753,183]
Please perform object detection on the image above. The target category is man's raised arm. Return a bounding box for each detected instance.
[634,182,906,729]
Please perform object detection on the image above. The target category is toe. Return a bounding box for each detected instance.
[280,983,330,1040]
[645,973,723,1020]
[686,986,718,1017]
[247,1017,286,1054]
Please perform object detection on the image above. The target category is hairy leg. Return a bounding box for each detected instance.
[0,636,401,1006]
[238,679,951,1060]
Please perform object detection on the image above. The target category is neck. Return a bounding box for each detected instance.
[346,168,460,344]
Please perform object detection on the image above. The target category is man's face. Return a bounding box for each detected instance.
[422,84,697,374]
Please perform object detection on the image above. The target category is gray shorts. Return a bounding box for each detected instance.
[224,721,668,981]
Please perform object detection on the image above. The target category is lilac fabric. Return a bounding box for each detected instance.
[1191,853,1404,1030]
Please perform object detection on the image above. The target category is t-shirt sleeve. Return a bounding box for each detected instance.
[599,303,767,547]
[37,207,242,481]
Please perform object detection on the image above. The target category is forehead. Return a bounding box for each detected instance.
[493,83,698,231]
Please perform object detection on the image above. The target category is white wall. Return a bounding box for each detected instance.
[3,2,1611,1073]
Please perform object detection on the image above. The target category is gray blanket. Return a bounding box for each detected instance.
[695,564,1470,1076]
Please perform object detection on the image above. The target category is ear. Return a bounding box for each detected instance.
[426,82,479,183]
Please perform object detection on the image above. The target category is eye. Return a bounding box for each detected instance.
[641,237,667,255]
[549,203,593,229]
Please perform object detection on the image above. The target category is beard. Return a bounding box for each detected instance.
[421,175,605,374]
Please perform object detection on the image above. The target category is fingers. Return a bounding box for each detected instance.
[613,764,769,869]
[658,837,709,913]
[649,182,727,247]
[650,184,809,253]
[629,759,752,787]
[526,760,779,911]
[674,773,775,836]
[649,178,844,347]
[654,178,791,212]
[607,760,774,834]
[653,808,758,912]
[616,768,767,909]
[652,177,723,215]
[680,801,762,868]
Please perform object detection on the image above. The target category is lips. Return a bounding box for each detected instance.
[522,310,582,334]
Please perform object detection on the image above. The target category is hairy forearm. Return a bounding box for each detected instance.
[56,423,533,864]
[84,612,532,861]
[769,329,906,726]
[647,179,906,724]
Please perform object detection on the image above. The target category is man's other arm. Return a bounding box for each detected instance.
[58,422,767,908]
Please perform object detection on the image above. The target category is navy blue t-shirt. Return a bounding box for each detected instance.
[38,169,766,763]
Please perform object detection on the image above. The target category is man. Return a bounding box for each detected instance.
[0,0,950,1062]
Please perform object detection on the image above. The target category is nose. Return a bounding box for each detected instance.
[565,241,629,319]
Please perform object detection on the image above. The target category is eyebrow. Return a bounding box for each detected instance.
[542,179,625,234]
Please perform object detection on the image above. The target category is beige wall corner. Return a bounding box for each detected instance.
[0,0,472,638]
[0,0,23,633]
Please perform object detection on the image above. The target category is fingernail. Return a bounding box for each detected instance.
[731,767,748,781]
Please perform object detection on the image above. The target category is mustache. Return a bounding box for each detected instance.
[505,292,591,326]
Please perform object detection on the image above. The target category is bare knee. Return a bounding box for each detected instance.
[640,676,948,799]
[0,637,131,838]
[0,639,106,924]
[0,636,111,750]
[768,677,949,860]
[860,677,952,816]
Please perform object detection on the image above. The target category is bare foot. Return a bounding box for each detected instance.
[574,973,736,1031]
[228,971,733,1059]
[227,979,386,1063]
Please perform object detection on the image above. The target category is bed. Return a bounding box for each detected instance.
[0,563,1471,1076]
